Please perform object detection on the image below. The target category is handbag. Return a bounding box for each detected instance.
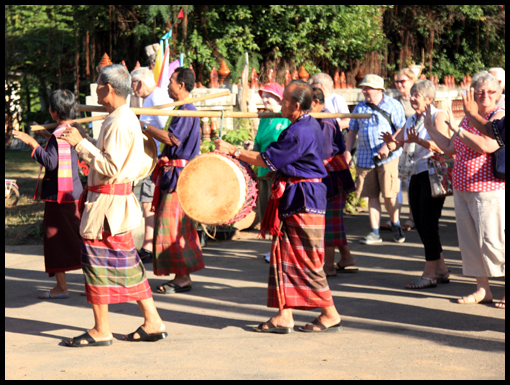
[492,145,505,180]
[427,154,455,198]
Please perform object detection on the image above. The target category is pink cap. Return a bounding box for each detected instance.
[258,82,284,101]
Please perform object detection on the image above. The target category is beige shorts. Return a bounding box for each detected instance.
[355,157,400,199]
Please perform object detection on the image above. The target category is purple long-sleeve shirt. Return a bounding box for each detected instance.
[261,114,328,218]
[160,103,201,192]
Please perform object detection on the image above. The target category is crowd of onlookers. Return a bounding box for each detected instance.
[253,68,505,308]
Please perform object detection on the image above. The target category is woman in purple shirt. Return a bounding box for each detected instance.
[13,90,83,299]
[215,81,342,333]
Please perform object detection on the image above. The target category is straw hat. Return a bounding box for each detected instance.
[359,74,385,91]
[135,132,158,181]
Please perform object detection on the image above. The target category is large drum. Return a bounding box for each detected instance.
[177,152,258,226]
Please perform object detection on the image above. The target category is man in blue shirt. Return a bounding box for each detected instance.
[345,75,406,244]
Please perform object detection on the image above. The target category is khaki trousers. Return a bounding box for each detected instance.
[453,189,505,277]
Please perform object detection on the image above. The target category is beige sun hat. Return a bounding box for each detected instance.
[359,74,385,91]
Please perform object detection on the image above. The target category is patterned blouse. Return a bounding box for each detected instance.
[453,108,505,192]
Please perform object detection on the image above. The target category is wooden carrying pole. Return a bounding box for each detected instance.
[77,90,232,113]
[32,111,371,131]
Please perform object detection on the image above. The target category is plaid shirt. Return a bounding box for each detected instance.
[348,95,406,168]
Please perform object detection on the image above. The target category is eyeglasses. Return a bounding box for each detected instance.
[395,80,407,84]
[476,90,497,97]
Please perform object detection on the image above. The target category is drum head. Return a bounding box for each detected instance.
[177,153,247,226]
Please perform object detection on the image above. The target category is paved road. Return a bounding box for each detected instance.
[5,196,505,380]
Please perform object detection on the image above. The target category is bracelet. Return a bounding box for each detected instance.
[457,127,464,135]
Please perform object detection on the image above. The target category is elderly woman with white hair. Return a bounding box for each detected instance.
[422,71,505,308]
[381,80,450,289]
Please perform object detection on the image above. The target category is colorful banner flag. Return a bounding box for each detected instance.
[158,59,181,91]
[153,41,164,84]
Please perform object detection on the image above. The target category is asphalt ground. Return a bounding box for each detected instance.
[4,195,505,380]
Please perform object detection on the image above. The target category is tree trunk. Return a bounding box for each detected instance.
[75,27,80,108]
[428,29,434,76]
[85,30,90,79]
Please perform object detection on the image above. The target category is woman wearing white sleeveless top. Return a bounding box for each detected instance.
[381,80,451,289]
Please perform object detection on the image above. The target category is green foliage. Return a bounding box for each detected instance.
[5,5,506,135]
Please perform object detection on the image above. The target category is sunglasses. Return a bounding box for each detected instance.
[476,90,497,96]
[395,80,407,84]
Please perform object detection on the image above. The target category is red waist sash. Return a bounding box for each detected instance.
[151,156,189,212]
[78,182,133,217]
[259,177,322,239]
[323,153,349,172]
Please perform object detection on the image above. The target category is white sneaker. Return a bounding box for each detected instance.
[360,232,383,245]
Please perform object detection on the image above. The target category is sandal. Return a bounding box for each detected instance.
[405,276,437,290]
[435,270,451,284]
[380,221,393,231]
[125,326,168,342]
[253,321,293,334]
[458,294,493,305]
[156,281,192,294]
[298,318,342,333]
[65,331,113,347]
[495,300,505,309]
[402,220,415,231]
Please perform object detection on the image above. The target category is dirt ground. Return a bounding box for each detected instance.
[4,195,505,380]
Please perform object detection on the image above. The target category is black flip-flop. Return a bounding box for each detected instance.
[125,326,168,342]
[156,281,192,294]
[298,319,342,333]
[334,264,359,273]
[253,321,293,334]
[65,331,113,347]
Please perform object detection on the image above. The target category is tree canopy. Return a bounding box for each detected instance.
[5,5,506,134]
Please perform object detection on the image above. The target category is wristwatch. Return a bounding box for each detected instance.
[234,146,243,159]
[142,123,148,132]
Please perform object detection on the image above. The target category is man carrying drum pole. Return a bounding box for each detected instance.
[142,67,205,294]
[215,80,342,333]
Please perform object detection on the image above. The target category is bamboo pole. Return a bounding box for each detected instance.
[31,111,372,131]
[31,114,109,131]
[77,90,232,113]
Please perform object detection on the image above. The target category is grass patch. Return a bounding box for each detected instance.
[5,149,45,245]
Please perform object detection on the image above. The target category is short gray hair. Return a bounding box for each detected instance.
[471,71,501,93]
[411,80,436,102]
[310,73,334,94]
[489,67,505,89]
[98,64,131,98]
[131,67,156,88]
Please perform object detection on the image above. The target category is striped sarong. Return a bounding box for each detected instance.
[153,191,204,276]
[268,212,334,310]
[81,231,152,305]
[324,189,348,248]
